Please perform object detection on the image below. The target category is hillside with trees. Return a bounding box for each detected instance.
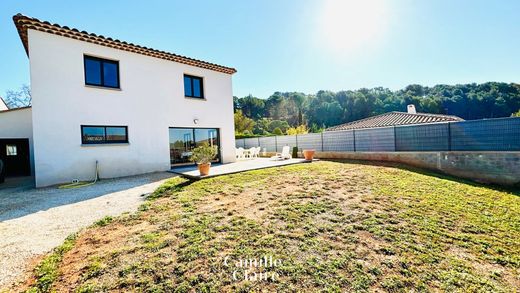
[234,82,520,137]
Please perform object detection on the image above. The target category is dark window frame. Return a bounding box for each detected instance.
[81,125,129,145]
[183,74,204,99]
[83,55,120,89]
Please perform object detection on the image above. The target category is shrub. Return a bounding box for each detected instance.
[190,142,217,164]
[287,125,308,135]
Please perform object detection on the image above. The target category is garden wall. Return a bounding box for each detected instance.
[266,151,520,186]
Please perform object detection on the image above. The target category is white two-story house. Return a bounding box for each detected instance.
[0,14,237,187]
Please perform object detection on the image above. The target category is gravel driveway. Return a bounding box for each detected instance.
[0,172,176,288]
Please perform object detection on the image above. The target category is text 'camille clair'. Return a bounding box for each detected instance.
[223,255,282,282]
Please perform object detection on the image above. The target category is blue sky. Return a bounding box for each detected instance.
[1,0,519,99]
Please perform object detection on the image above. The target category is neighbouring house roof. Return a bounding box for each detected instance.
[0,97,8,111]
[325,112,464,132]
[13,14,237,75]
[0,106,31,114]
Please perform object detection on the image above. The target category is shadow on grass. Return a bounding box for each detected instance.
[325,159,520,196]
[148,178,196,200]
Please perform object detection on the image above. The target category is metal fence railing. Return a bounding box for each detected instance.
[235,117,520,153]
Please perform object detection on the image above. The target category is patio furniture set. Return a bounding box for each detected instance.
[235,145,314,161]
[235,146,261,160]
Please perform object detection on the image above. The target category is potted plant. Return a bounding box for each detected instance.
[303,149,315,161]
[190,142,218,176]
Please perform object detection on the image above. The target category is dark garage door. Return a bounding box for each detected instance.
[0,139,31,177]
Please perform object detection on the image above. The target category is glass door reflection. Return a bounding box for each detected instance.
[169,128,220,167]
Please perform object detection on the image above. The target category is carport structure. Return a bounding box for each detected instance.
[0,107,33,182]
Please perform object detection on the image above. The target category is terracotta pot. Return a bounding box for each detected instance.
[198,163,211,176]
[303,149,315,161]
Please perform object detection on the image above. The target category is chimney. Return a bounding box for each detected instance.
[407,104,417,114]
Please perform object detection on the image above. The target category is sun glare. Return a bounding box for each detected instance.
[317,0,389,56]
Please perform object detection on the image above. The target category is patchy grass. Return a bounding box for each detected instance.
[92,216,113,227]
[17,161,520,292]
[24,233,78,293]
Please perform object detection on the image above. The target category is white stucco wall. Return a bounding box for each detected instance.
[28,29,236,187]
[0,98,8,111]
[0,107,34,174]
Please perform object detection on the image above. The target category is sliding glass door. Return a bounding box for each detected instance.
[169,127,220,166]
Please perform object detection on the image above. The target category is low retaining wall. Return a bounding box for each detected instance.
[264,151,520,186]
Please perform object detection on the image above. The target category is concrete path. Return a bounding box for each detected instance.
[171,157,309,179]
[0,172,175,289]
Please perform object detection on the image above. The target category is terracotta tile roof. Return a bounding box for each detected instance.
[325,112,464,132]
[13,14,237,75]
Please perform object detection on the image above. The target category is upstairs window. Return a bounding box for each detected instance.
[184,74,204,99]
[84,55,120,88]
[81,125,128,144]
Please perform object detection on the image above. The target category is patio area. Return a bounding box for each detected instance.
[170,157,310,179]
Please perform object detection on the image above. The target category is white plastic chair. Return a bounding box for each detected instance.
[271,146,292,160]
[247,147,256,159]
[236,147,244,159]
[250,146,259,158]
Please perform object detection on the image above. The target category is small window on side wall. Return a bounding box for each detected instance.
[81,125,128,144]
[184,74,204,99]
[84,55,120,89]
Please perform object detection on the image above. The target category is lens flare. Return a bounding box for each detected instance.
[316,0,389,56]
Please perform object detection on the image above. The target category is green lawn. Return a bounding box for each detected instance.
[21,161,520,292]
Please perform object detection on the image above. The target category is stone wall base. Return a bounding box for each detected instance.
[263,151,520,186]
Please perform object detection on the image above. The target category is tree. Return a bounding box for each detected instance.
[235,95,265,119]
[234,82,520,139]
[4,84,31,108]
[309,123,325,133]
[512,110,520,117]
[272,127,283,135]
[267,120,289,133]
[288,92,307,126]
[234,110,255,134]
[253,118,272,135]
[286,125,308,135]
[306,92,343,127]
[233,96,240,112]
[265,93,288,121]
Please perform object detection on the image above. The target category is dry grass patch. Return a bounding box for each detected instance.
[16,161,520,292]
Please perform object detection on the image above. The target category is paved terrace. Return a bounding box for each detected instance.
[170,158,310,179]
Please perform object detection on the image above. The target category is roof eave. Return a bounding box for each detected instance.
[13,14,30,56]
[12,14,237,75]
[0,106,32,113]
